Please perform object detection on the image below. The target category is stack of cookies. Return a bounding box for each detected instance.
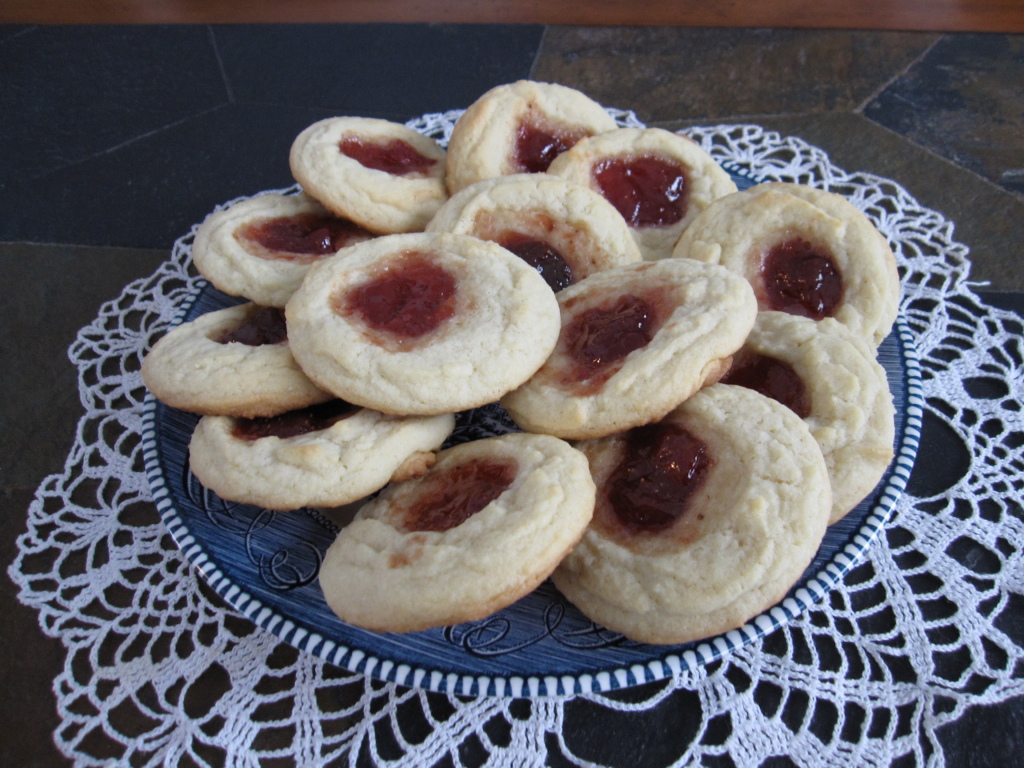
[143,80,900,645]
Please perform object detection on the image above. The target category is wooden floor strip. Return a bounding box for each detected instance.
[4,0,1024,32]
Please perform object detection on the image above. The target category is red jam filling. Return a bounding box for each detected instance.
[230,399,358,441]
[560,293,663,389]
[339,136,437,177]
[237,213,374,262]
[213,306,288,346]
[721,352,811,418]
[336,251,457,344]
[593,156,689,228]
[761,238,843,320]
[514,121,585,174]
[606,422,713,533]
[498,232,574,292]
[401,458,518,533]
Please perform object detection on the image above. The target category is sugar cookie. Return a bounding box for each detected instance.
[286,232,561,415]
[547,127,737,260]
[445,80,618,194]
[426,173,642,292]
[720,311,895,523]
[191,192,376,307]
[501,259,757,439]
[672,182,900,347]
[188,401,455,511]
[142,303,332,417]
[290,117,448,234]
[552,384,831,645]
[319,432,596,632]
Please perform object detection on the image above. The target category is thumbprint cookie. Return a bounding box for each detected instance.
[142,303,332,418]
[547,127,737,261]
[426,173,642,292]
[445,80,618,194]
[672,182,900,347]
[318,432,596,633]
[553,384,831,645]
[501,258,757,439]
[720,312,895,523]
[188,401,455,511]
[286,232,561,415]
[289,117,448,234]
[191,192,376,308]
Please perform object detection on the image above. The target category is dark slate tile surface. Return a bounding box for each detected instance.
[0,24,543,248]
[2,242,168,768]
[0,490,71,768]
[937,667,1024,768]
[213,24,544,119]
[0,24,32,43]
[11,103,336,249]
[865,34,1024,196]
[533,27,940,122]
[1,243,170,488]
[0,26,227,180]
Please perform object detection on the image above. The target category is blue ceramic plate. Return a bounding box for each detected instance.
[143,172,923,698]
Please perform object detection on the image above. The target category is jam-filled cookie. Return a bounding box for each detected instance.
[720,312,895,524]
[547,127,737,261]
[142,303,332,418]
[188,401,455,511]
[191,192,377,308]
[672,182,900,347]
[552,384,832,645]
[285,232,561,415]
[318,432,596,633]
[445,80,618,195]
[289,117,448,234]
[425,173,642,292]
[500,259,757,440]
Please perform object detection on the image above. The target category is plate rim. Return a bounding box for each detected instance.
[142,278,923,698]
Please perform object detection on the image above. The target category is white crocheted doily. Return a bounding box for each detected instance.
[9,111,1024,767]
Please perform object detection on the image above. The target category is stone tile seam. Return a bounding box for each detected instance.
[646,113,823,127]
[854,33,945,115]
[23,103,231,183]
[647,108,1023,204]
[0,242,170,254]
[207,25,236,105]
[528,27,550,77]
[859,113,1024,203]
[0,24,37,46]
